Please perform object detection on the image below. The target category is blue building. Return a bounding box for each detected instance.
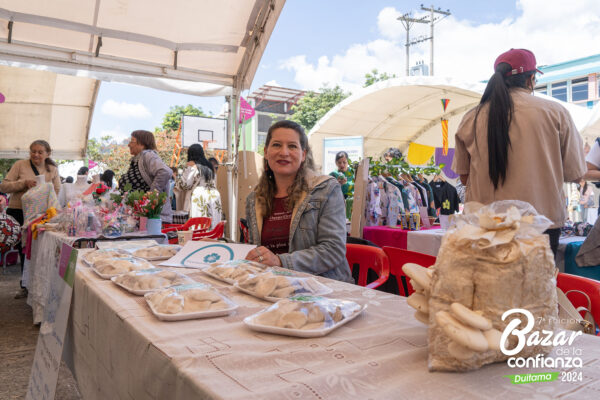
[535,54,600,108]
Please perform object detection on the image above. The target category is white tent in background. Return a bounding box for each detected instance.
[308,76,593,172]
[0,65,98,159]
[308,77,486,171]
[580,102,600,144]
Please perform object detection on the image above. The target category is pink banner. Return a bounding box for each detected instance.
[88,160,98,169]
[239,96,255,122]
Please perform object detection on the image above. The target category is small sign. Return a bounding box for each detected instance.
[160,240,256,268]
[419,206,431,228]
[26,244,77,400]
[239,96,255,122]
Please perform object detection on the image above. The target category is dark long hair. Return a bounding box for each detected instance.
[101,170,115,188]
[256,120,314,217]
[187,144,214,181]
[476,63,534,189]
[30,140,57,172]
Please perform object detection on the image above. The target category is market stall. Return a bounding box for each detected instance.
[63,248,600,399]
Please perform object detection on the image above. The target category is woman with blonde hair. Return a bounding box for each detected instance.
[244,120,353,283]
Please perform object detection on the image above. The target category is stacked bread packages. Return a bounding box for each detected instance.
[405,201,558,371]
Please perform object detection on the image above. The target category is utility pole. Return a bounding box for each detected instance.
[420,4,451,76]
[397,13,429,76]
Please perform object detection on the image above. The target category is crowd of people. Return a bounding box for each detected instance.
[1,48,600,298]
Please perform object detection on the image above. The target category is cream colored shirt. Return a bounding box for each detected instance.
[452,88,586,228]
[0,159,61,210]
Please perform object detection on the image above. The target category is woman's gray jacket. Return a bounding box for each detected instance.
[137,149,172,223]
[246,174,353,284]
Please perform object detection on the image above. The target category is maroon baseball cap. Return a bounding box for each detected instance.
[494,48,543,76]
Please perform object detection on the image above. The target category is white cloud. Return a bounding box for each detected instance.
[98,128,129,143]
[101,99,151,119]
[264,80,281,87]
[280,0,600,91]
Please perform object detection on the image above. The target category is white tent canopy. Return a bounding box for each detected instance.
[581,102,600,144]
[308,76,593,170]
[0,0,284,94]
[0,65,98,159]
[308,77,487,169]
[0,0,285,160]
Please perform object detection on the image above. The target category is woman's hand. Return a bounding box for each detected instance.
[245,246,281,267]
[24,179,37,189]
[337,176,347,185]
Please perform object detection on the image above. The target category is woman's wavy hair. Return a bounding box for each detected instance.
[256,120,315,217]
[476,62,534,189]
[30,140,57,172]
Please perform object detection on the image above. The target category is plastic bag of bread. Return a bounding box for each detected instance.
[112,268,194,294]
[244,296,365,337]
[144,283,237,321]
[132,245,181,260]
[407,201,558,372]
[234,271,332,301]
[91,256,154,278]
[83,248,130,266]
[203,259,268,284]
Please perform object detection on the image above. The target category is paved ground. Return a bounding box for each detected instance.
[0,264,81,400]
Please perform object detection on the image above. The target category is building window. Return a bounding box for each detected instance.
[551,81,567,102]
[534,85,547,96]
[257,134,267,150]
[571,77,588,102]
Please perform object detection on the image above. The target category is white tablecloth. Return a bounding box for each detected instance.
[62,252,600,400]
[406,228,445,256]
[24,230,165,324]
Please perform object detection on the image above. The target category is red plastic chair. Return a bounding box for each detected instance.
[557,273,600,334]
[192,221,226,240]
[239,219,250,243]
[162,217,212,233]
[382,246,437,297]
[345,244,390,289]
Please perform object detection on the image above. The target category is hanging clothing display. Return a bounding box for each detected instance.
[430,181,460,215]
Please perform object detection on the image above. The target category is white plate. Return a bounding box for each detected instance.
[131,245,182,261]
[144,292,238,321]
[244,304,367,337]
[234,278,333,302]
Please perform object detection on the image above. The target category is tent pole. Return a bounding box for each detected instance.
[228,85,241,241]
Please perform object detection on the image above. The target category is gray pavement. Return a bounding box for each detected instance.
[0,264,81,400]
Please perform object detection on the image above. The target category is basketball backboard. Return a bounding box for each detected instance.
[181,115,228,150]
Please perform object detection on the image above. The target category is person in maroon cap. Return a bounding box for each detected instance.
[452,48,586,257]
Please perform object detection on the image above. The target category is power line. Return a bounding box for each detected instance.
[397,13,429,76]
[420,4,451,76]
[398,5,451,77]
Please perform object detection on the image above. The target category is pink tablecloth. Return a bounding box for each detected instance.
[362,226,439,249]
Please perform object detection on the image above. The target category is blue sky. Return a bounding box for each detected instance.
[90,0,599,143]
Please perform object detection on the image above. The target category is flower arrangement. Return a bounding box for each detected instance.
[131,189,168,219]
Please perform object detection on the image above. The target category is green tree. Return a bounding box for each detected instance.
[0,159,19,181]
[159,104,207,132]
[363,69,397,87]
[289,86,350,132]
